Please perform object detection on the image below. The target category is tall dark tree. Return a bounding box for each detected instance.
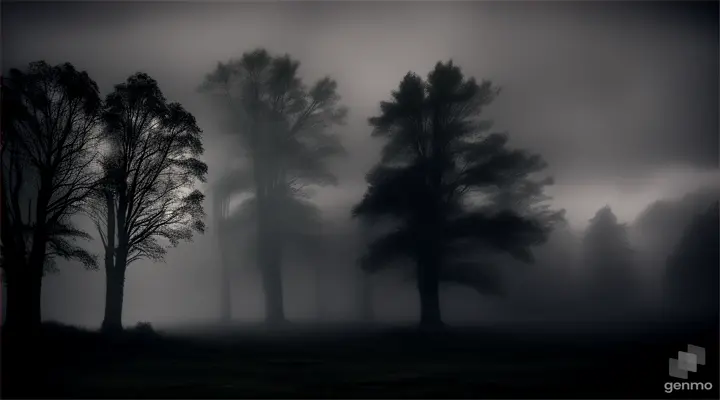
[90,73,207,332]
[199,49,347,324]
[583,206,636,316]
[664,201,719,323]
[1,61,101,332]
[353,61,561,329]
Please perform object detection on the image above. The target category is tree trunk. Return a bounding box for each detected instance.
[261,242,285,325]
[102,267,126,332]
[218,230,232,323]
[256,191,286,326]
[314,262,326,321]
[215,195,232,324]
[220,255,232,322]
[4,266,43,332]
[12,212,50,332]
[417,255,442,330]
[101,189,123,332]
[102,248,127,333]
[357,272,374,322]
[1,270,6,326]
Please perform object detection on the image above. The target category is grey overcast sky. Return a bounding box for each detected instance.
[4,1,718,226]
[3,1,718,326]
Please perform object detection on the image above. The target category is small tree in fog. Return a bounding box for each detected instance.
[583,206,636,313]
[1,61,101,332]
[353,61,561,329]
[90,73,207,332]
[199,49,347,325]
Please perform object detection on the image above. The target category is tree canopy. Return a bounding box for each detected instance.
[93,72,207,266]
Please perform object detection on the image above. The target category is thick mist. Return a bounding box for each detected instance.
[2,1,717,331]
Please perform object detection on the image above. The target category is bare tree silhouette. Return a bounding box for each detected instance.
[88,73,207,332]
[1,61,101,332]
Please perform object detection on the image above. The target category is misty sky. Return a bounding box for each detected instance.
[3,1,718,327]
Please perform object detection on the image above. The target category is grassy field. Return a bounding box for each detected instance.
[2,321,718,398]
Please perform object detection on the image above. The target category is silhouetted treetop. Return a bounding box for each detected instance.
[584,206,633,261]
[3,61,101,120]
[2,61,102,271]
[199,48,346,188]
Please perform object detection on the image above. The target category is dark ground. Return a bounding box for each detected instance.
[1,320,718,399]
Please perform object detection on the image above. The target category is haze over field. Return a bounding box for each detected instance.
[2,0,717,330]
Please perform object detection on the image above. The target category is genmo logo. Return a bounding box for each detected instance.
[665,344,714,394]
[664,381,713,394]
